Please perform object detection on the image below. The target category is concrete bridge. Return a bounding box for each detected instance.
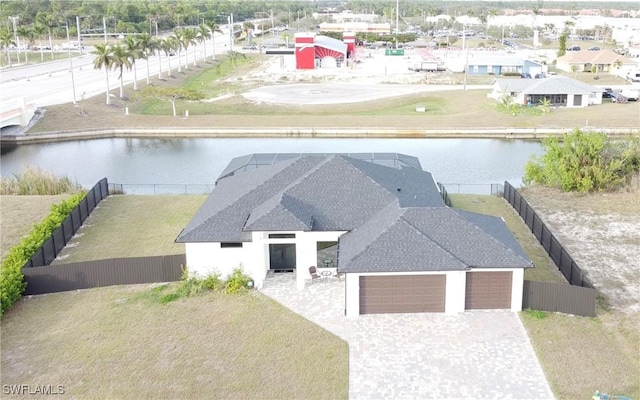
[1,97,35,129]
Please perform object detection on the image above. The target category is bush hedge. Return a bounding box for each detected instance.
[0,192,86,316]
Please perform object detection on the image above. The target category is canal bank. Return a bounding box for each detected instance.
[2,126,639,148]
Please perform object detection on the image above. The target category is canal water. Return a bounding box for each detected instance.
[0,137,543,191]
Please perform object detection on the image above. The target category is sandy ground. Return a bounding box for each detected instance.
[520,185,640,314]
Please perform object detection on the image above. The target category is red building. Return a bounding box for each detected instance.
[294,32,348,70]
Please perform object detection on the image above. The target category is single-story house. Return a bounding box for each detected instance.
[176,153,533,317]
[466,56,545,76]
[489,76,603,107]
[555,49,638,78]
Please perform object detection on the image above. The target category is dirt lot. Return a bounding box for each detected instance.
[26,52,640,134]
[520,184,640,314]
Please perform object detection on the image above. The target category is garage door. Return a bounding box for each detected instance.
[359,275,445,314]
[465,271,512,309]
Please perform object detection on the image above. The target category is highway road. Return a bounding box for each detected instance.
[0,30,233,108]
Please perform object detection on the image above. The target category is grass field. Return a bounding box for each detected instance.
[0,195,70,260]
[52,195,206,264]
[1,284,349,399]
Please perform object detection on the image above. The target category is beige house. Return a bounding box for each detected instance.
[556,49,638,78]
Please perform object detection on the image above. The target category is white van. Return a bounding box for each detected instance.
[627,70,640,83]
[620,87,639,101]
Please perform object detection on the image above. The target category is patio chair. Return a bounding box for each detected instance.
[309,266,320,282]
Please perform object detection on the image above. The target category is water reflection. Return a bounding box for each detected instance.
[0,138,544,189]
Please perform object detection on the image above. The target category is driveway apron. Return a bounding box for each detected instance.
[261,273,554,400]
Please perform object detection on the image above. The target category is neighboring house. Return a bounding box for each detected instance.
[555,49,638,78]
[490,76,604,107]
[466,56,545,76]
[176,153,533,317]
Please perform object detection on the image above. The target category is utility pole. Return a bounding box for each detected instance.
[396,0,399,35]
[9,16,20,65]
[228,15,233,52]
[65,23,77,105]
[103,17,107,43]
[271,9,275,37]
[76,16,83,54]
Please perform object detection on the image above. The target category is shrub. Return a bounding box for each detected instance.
[0,191,87,316]
[176,266,222,297]
[524,129,640,192]
[224,267,253,294]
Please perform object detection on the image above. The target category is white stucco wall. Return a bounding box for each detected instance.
[184,242,262,283]
[185,230,346,290]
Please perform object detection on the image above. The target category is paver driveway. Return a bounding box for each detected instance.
[261,273,553,400]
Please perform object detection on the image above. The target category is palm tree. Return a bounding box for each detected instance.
[197,24,210,63]
[110,43,132,99]
[162,36,178,77]
[92,43,114,105]
[36,13,55,60]
[172,29,184,72]
[206,21,222,61]
[183,27,197,68]
[137,33,155,85]
[17,25,32,64]
[124,35,143,91]
[0,30,16,67]
[33,23,47,62]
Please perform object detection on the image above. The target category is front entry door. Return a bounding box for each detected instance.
[269,244,296,271]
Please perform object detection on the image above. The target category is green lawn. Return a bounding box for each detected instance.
[0,195,70,260]
[1,284,349,399]
[52,195,206,264]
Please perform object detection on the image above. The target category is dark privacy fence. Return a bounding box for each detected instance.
[503,181,593,288]
[22,254,185,295]
[22,178,109,269]
[523,280,596,317]
[503,181,597,317]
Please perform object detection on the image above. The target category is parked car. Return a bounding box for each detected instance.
[619,88,638,101]
[520,72,531,79]
[602,88,615,98]
[568,46,581,51]
[242,45,257,50]
[588,46,600,51]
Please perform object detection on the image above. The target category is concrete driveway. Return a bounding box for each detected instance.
[261,273,553,400]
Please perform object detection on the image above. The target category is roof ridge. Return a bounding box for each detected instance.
[453,209,532,265]
[399,210,471,267]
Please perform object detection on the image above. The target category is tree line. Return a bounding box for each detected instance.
[91,24,224,106]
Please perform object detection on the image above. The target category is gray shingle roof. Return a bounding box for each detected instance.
[177,153,532,273]
[176,153,442,242]
[494,76,600,95]
[338,207,532,273]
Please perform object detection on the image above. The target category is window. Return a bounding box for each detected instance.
[221,242,243,248]
[472,65,479,73]
[269,233,296,239]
